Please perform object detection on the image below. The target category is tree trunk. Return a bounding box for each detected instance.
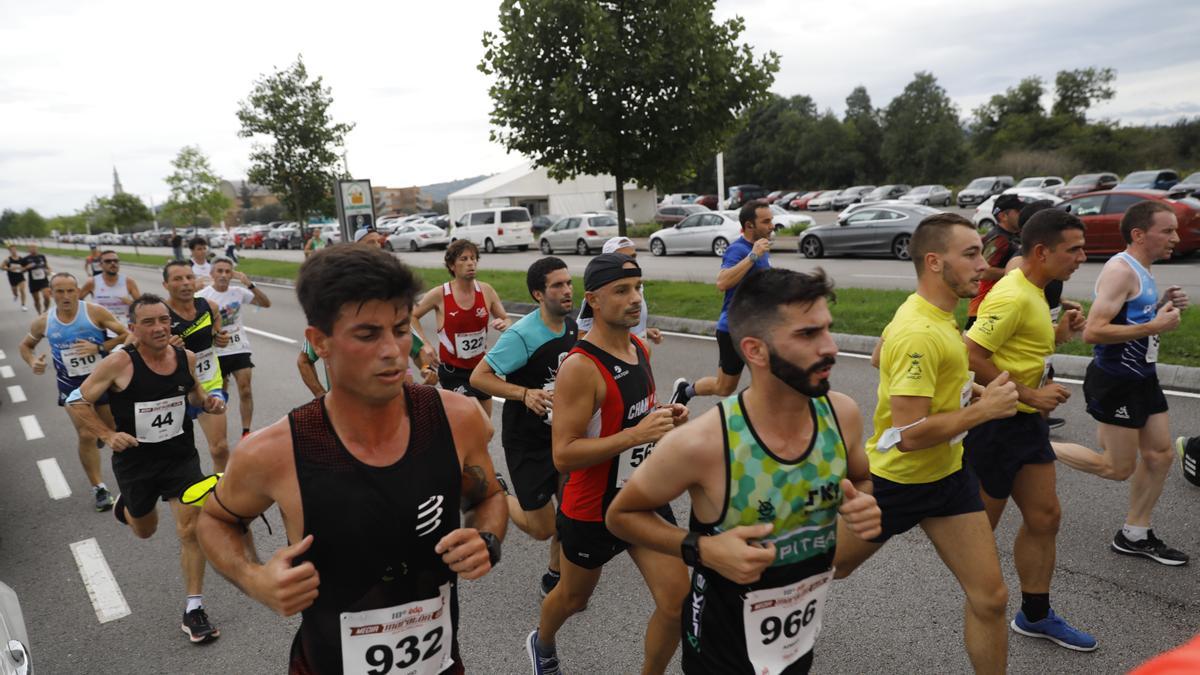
[614,173,627,238]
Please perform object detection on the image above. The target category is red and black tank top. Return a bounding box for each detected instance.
[559,336,656,522]
[437,282,488,369]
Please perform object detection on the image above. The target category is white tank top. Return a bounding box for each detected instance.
[92,273,129,321]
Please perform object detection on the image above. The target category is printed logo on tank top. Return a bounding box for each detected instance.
[613,363,628,380]
[627,396,652,420]
[416,494,445,537]
[475,307,486,318]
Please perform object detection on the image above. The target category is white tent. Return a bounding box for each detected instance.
[448,162,657,223]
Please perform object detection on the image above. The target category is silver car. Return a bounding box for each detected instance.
[0,581,32,675]
[900,184,953,206]
[385,223,449,251]
[806,190,841,211]
[649,211,742,256]
[831,185,877,209]
[539,213,620,255]
[799,203,942,260]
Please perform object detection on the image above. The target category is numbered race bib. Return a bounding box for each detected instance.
[950,372,975,446]
[340,582,454,675]
[216,327,248,356]
[454,329,487,360]
[1146,335,1160,364]
[63,344,101,378]
[31,268,46,280]
[615,443,654,488]
[743,570,833,675]
[133,396,185,443]
[194,348,217,381]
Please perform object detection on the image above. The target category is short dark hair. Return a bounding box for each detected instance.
[910,213,976,275]
[1120,200,1174,244]
[728,268,835,348]
[297,244,421,334]
[739,199,770,229]
[188,237,208,250]
[444,239,480,276]
[526,256,568,300]
[1018,200,1056,229]
[129,293,167,321]
[100,249,117,258]
[1021,209,1085,255]
[50,272,77,285]
[162,259,191,281]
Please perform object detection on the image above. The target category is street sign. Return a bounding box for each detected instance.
[334,179,376,243]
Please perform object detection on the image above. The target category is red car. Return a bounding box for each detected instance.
[694,194,719,210]
[1058,189,1200,256]
[790,191,826,210]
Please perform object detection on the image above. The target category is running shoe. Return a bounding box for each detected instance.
[113,493,128,525]
[540,571,560,598]
[669,378,692,407]
[180,473,223,508]
[1178,436,1199,486]
[526,629,562,675]
[21,305,27,311]
[93,485,114,512]
[1010,609,1097,651]
[181,607,220,644]
[1112,529,1189,566]
[1046,417,1065,430]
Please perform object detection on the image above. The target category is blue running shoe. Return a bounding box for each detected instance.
[1010,609,1097,652]
[526,629,563,674]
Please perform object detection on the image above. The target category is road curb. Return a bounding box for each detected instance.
[47,253,1200,392]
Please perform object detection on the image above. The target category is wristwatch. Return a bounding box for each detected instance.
[247,283,257,290]
[479,531,502,566]
[681,532,702,567]
[748,251,760,263]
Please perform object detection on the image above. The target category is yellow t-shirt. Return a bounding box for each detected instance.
[965,268,1055,414]
[868,293,972,484]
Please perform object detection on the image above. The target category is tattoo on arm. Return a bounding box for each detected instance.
[461,464,490,511]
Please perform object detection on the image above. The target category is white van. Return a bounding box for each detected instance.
[451,207,534,252]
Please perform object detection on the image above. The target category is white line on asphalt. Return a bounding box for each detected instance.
[1054,376,1199,400]
[0,365,13,379]
[8,385,26,403]
[37,458,72,499]
[0,349,6,359]
[244,326,297,344]
[19,415,44,440]
[70,538,131,624]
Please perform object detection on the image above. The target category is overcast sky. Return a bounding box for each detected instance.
[2,0,1196,216]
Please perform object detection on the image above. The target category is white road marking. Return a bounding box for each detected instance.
[70,538,131,624]
[0,349,6,359]
[0,365,13,378]
[244,326,297,344]
[19,415,44,440]
[1054,376,1198,400]
[37,458,72,499]
[8,385,26,403]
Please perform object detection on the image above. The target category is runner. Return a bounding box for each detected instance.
[1054,200,1190,565]
[21,243,52,314]
[80,249,141,336]
[171,228,184,260]
[195,244,507,674]
[411,239,510,417]
[196,257,271,439]
[188,237,213,288]
[668,200,773,406]
[527,253,689,675]
[607,267,883,675]
[469,256,578,597]
[352,227,385,247]
[835,214,1017,674]
[84,243,104,277]
[576,236,663,344]
[3,244,28,310]
[67,293,226,644]
[19,273,129,511]
[965,193,1024,331]
[162,260,230,471]
[964,208,1097,651]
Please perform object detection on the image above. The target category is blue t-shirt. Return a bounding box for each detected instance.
[484,308,570,376]
[717,236,770,332]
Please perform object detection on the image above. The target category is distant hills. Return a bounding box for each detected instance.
[418,175,492,202]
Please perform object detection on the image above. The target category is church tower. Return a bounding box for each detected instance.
[112,167,124,196]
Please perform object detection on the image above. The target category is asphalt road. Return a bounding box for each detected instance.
[1,258,1197,674]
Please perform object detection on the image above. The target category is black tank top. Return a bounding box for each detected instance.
[287,384,465,675]
[500,316,577,448]
[108,347,196,460]
[6,256,23,278]
[168,297,215,352]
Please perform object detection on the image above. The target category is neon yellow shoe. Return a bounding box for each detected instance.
[181,473,222,508]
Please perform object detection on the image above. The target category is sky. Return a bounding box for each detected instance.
[1,0,1197,217]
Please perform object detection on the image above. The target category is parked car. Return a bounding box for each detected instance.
[265,223,302,249]
[655,204,709,226]
[799,203,942,261]
[1012,176,1064,192]
[1057,189,1200,256]
[531,214,562,235]
[539,213,621,255]
[450,207,534,252]
[649,211,742,257]
[832,185,877,209]
[726,184,769,209]
[765,190,787,204]
[385,223,450,251]
[861,184,912,203]
[660,193,698,205]
[973,192,1062,229]
[957,176,1015,207]
[790,190,828,210]
[776,191,801,209]
[1169,172,1200,197]
[1057,172,1119,198]
[694,194,719,210]
[723,205,814,232]
[97,232,121,245]
[899,184,953,206]
[0,580,33,675]
[806,190,841,211]
[314,223,342,245]
[1115,169,1179,191]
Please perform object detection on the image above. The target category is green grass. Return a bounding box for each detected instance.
[42,246,1200,367]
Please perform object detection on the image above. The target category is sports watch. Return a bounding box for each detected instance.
[479,531,502,566]
[681,532,703,567]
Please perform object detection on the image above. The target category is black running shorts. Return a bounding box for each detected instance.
[1083,362,1168,429]
[437,363,490,401]
[963,412,1055,500]
[112,450,205,519]
[218,353,254,376]
[716,330,745,377]
[869,467,984,543]
[557,505,676,569]
[503,440,559,511]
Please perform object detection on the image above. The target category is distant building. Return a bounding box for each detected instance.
[448,162,657,223]
[373,186,433,216]
[112,167,124,196]
[220,179,281,226]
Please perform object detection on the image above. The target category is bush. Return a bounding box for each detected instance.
[627,222,662,238]
[782,223,808,236]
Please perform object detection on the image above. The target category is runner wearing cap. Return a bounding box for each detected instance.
[966,193,1024,330]
[577,237,662,345]
[527,252,690,675]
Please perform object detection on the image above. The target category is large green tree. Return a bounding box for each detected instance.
[480,0,779,233]
[881,72,967,184]
[102,193,154,232]
[843,86,884,183]
[1052,67,1116,123]
[161,146,232,227]
[237,56,353,229]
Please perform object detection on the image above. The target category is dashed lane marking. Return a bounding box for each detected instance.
[37,458,72,499]
[19,415,44,440]
[0,365,13,378]
[0,349,6,359]
[8,385,26,403]
[244,326,297,344]
[70,538,131,624]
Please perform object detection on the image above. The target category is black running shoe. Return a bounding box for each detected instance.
[113,493,128,525]
[540,571,560,598]
[94,486,114,512]
[1178,436,1200,487]
[1112,530,1189,566]
[1046,417,1065,430]
[669,378,692,407]
[182,607,220,644]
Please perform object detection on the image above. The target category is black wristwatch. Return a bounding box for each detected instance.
[479,531,502,566]
[681,532,702,567]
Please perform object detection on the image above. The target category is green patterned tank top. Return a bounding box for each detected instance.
[710,392,848,567]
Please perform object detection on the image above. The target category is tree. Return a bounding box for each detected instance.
[237,56,353,230]
[881,72,967,184]
[843,86,883,183]
[12,209,47,238]
[161,146,231,227]
[969,76,1048,156]
[480,0,779,234]
[238,181,254,209]
[0,209,19,240]
[103,193,154,232]
[1052,67,1116,123]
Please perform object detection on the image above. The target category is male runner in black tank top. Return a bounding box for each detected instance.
[196,245,508,674]
[68,293,228,644]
